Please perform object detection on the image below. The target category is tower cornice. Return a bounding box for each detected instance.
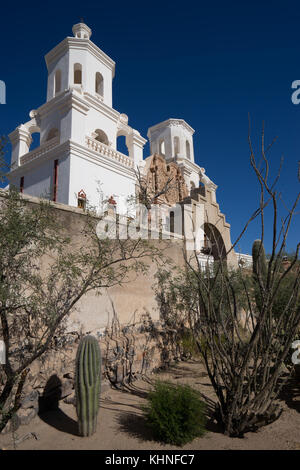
[36,89,90,118]
[45,37,116,78]
[147,118,195,138]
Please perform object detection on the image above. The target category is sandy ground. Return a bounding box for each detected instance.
[0,360,300,451]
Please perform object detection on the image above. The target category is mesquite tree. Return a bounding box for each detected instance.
[0,139,164,432]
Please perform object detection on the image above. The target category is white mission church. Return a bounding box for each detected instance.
[7,22,251,269]
[8,22,211,213]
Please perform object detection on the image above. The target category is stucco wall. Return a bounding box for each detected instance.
[15,193,186,335]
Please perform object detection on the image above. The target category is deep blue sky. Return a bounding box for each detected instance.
[0,0,299,255]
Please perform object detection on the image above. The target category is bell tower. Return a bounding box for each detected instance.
[147,118,200,190]
[147,118,195,163]
[8,23,146,212]
[45,22,115,108]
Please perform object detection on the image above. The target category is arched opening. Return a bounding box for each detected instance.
[74,63,82,85]
[186,140,191,160]
[169,211,175,233]
[174,136,180,156]
[54,70,61,95]
[94,129,109,146]
[198,181,206,197]
[190,181,196,191]
[159,139,165,156]
[95,72,104,96]
[202,223,227,261]
[46,128,59,141]
[29,132,40,152]
[117,131,129,156]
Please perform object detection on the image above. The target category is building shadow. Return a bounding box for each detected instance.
[38,374,78,436]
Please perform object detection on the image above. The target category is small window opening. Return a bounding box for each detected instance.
[54,70,61,95]
[78,189,86,209]
[74,63,82,85]
[20,176,24,193]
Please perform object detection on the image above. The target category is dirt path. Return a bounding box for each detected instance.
[1,360,300,450]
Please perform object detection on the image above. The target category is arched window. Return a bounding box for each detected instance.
[46,128,59,141]
[74,63,82,85]
[54,70,61,95]
[117,131,129,156]
[186,140,191,160]
[94,129,109,145]
[190,181,196,191]
[174,136,180,156]
[29,132,40,151]
[159,139,165,156]
[95,72,104,96]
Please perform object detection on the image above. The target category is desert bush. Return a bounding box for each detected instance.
[180,331,200,358]
[142,380,206,446]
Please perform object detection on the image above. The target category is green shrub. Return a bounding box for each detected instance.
[142,381,207,446]
[180,332,200,358]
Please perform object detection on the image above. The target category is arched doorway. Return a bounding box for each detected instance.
[203,223,227,261]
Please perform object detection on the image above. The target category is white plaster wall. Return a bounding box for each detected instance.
[56,155,71,203]
[47,52,70,101]
[190,170,199,188]
[13,160,53,200]
[40,109,62,144]
[68,154,135,212]
[10,156,70,204]
[170,126,194,162]
[68,48,113,107]
[149,127,172,157]
[85,107,117,148]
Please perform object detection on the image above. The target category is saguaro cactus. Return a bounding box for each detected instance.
[252,239,267,280]
[75,335,102,437]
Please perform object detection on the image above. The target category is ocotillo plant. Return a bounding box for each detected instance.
[252,239,268,312]
[75,335,102,437]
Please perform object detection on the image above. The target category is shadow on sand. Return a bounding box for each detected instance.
[38,374,78,436]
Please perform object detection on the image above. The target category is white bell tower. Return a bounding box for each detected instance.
[147,118,200,190]
[147,119,195,163]
[8,23,147,213]
[46,22,114,108]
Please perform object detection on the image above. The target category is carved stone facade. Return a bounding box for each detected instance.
[143,154,189,205]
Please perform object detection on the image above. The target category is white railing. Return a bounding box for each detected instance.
[86,136,134,168]
[20,137,59,166]
[197,253,214,277]
[237,253,253,268]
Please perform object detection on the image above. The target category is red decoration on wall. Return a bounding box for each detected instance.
[108,195,117,206]
[78,189,86,199]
